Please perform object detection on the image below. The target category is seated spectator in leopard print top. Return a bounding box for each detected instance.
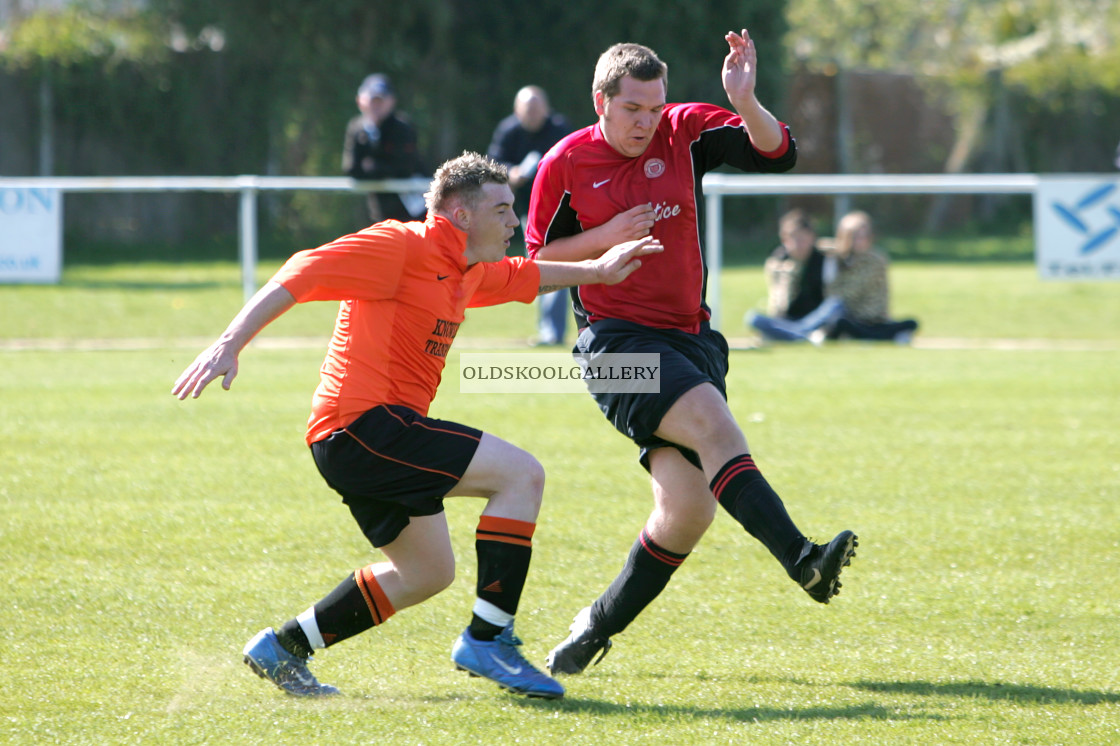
[826,211,919,344]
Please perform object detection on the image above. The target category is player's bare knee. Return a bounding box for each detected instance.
[411,558,456,600]
[676,503,715,537]
[655,489,716,537]
[695,497,718,526]
[697,415,743,449]
[659,408,744,456]
[509,451,545,503]
[429,565,456,596]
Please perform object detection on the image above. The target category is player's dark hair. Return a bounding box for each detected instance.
[593,43,668,102]
[425,151,509,213]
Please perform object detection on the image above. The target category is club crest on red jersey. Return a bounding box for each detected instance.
[644,158,666,179]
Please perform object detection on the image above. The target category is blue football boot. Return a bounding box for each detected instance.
[451,624,564,699]
[242,627,340,697]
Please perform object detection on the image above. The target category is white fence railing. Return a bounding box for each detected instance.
[0,175,428,302]
[702,173,1040,328]
[0,172,1048,326]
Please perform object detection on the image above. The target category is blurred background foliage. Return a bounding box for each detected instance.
[1,0,1117,262]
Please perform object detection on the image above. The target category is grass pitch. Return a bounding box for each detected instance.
[1,260,1118,744]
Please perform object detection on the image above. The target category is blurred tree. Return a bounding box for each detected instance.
[144,0,790,172]
[785,0,1120,173]
[4,0,790,175]
[785,0,1120,230]
[1,2,166,174]
[1,1,791,250]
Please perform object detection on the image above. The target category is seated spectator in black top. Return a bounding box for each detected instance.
[746,209,843,343]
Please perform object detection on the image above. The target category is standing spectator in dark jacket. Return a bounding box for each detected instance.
[488,86,573,345]
[343,74,427,222]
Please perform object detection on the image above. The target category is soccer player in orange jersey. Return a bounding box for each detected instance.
[173,151,661,699]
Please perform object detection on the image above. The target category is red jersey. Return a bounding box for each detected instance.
[526,102,796,333]
[272,215,540,445]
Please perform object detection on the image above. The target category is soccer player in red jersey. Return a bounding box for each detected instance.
[173,152,661,699]
[526,31,858,675]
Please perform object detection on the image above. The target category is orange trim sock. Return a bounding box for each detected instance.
[310,565,397,648]
[470,516,535,640]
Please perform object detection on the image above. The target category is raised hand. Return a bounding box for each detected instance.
[723,28,759,104]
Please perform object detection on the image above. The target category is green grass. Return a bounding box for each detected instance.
[2,260,1119,744]
[3,257,1119,343]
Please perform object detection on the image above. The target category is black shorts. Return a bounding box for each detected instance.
[575,318,729,471]
[310,404,482,548]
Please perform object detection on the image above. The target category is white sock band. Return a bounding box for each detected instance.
[296,606,326,650]
[472,598,514,628]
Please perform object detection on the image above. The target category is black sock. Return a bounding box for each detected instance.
[469,516,534,641]
[474,517,534,617]
[590,528,689,638]
[275,619,313,659]
[468,614,506,641]
[709,454,809,579]
[312,565,395,648]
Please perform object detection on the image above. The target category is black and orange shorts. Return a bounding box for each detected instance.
[310,404,482,547]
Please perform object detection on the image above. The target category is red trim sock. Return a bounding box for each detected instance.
[590,528,689,638]
[710,454,808,579]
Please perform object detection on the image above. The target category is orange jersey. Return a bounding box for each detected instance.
[271,214,541,445]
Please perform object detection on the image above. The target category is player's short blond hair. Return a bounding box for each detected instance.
[425,152,509,213]
[592,43,668,102]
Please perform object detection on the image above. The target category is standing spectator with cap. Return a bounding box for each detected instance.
[343,73,427,222]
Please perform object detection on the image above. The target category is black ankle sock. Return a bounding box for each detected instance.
[468,614,505,641]
[276,619,313,659]
[591,528,689,638]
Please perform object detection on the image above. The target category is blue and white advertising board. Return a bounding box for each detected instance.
[0,187,62,283]
[1034,177,1120,280]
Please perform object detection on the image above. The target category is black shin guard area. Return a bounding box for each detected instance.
[711,455,806,575]
[592,529,688,638]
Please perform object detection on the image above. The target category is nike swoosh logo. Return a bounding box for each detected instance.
[593,179,611,189]
[802,568,822,590]
[489,653,522,675]
[437,274,449,281]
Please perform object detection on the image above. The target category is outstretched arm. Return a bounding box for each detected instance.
[723,28,784,153]
[171,281,297,400]
[536,236,663,294]
[533,204,658,262]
